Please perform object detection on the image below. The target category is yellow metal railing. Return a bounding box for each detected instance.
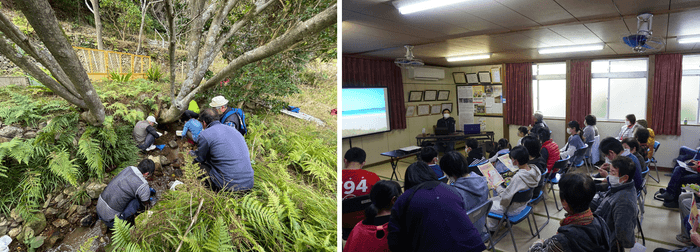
[73,46,151,80]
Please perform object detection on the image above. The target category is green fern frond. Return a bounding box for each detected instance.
[78,127,104,178]
[77,236,96,252]
[47,149,79,186]
[112,218,135,249]
[203,217,234,252]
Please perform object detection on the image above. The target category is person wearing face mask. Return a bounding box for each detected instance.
[595,137,643,193]
[583,114,602,164]
[617,114,643,141]
[560,121,586,164]
[434,109,457,152]
[439,151,489,241]
[655,156,700,208]
[517,126,529,146]
[419,146,446,180]
[465,138,485,166]
[589,156,638,252]
[486,146,542,232]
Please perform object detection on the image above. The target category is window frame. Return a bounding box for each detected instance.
[681,69,700,125]
[590,58,649,122]
[532,62,567,119]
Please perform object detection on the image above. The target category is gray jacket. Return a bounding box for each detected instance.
[96,166,150,221]
[592,180,638,251]
[451,172,489,241]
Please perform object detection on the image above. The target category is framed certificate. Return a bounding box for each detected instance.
[431,104,442,114]
[417,104,430,116]
[409,91,423,102]
[406,105,415,117]
[437,90,450,101]
[490,67,502,83]
[453,72,466,84]
[424,90,437,101]
[441,103,453,113]
[478,71,491,83]
[466,73,479,84]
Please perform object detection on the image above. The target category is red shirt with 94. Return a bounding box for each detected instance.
[342,169,380,228]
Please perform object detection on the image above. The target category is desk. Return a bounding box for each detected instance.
[380,148,422,181]
[415,131,495,148]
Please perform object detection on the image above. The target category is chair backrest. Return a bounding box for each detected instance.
[654,141,660,152]
[573,144,589,157]
[552,156,570,170]
[511,188,534,204]
[342,194,372,214]
[467,199,493,224]
[585,141,594,156]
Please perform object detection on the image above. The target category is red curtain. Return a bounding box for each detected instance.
[342,56,406,129]
[568,60,592,124]
[504,63,533,126]
[651,54,683,135]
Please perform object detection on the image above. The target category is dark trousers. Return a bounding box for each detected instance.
[101,198,143,229]
[137,134,155,151]
[667,166,700,201]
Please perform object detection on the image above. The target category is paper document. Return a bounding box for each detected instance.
[478,162,504,189]
[497,155,518,172]
[399,146,421,152]
[678,160,698,174]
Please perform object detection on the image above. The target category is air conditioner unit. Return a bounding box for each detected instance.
[408,67,445,81]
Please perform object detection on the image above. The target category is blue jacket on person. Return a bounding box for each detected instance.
[195,121,254,191]
[182,118,203,142]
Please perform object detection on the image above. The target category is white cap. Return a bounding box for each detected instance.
[147,116,157,125]
[209,96,229,107]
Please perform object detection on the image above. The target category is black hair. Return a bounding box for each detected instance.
[585,114,597,126]
[344,147,366,164]
[537,127,551,142]
[521,136,541,158]
[497,138,510,151]
[137,159,155,175]
[568,121,583,139]
[509,146,529,165]
[364,180,402,223]
[558,173,596,213]
[635,128,650,144]
[636,119,648,128]
[180,110,199,122]
[466,139,479,149]
[599,137,623,157]
[439,151,475,178]
[518,126,528,135]
[404,161,438,190]
[621,137,641,154]
[626,114,636,123]
[420,146,438,163]
[611,155,635,180]
[200,108,218,125]
[442,109,451,114]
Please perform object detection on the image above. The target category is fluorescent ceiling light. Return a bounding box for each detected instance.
[394,0,472,15]
[538,44,605,54]
[678,35,700,44]
[446,53,491,62]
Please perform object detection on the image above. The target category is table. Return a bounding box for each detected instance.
[380,148,423,181]
[415,131,495,149]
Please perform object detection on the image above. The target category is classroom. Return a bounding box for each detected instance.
[341,0,700,251]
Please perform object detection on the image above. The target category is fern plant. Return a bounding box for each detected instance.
[146,63,163,82]
[109,71,133,83]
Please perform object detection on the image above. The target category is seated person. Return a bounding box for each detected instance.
[538,127,560,173]
[583,114,599,143]
[675,191,700,245]
[529,173,612,252]
[622,138,647,170]
[489,138,512,173]
[342,147,380,240]
[617,114,643,140]
[193,108,254,192]
[560,121,586,163]
[419,146,445,180]
[465,138,485,166]
[636,119,655,158]
[387,162,486,252]
[181,110,202,143]
[517,126,528,146]
[210,95,246,135]
[344,180,402,252]
[634,127,651,160]
[596,137,643,192]
[522,136,546,174]
[655,158,700,208]
[486,146,542,231]
[654,217,700,252]
[434,109,456,152]
[132,115,160,151]
[97,159,155,229]
[529,111,548,137]
[439,151,489,241]
[589,156,638,252]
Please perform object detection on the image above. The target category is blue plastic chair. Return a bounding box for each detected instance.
[529,172,550,235]
[547,156,569,211]
[648,141,660,182]
[467,200,495,252]
[567,144,590,174]
[487,188,538,252]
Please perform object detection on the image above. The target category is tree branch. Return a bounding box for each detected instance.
[165,0,177,104]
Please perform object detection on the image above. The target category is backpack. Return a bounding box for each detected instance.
[221,108,248,136]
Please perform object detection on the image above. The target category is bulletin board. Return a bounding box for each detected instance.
[456,84,503,123]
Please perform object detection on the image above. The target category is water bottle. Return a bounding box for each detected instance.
[422,128,426,134]
[0,235,11,252]
[684,118,688,125]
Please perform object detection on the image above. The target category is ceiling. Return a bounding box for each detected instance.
[342,0,700,67]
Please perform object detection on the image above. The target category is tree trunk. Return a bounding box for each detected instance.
[91,0,104,50]
[136,1,147,54]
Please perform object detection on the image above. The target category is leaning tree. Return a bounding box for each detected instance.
[0,0,337,125]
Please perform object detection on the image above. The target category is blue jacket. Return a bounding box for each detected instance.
[195,121,254,191]
[388,182,486,252]
[428,164,444,179]
[182,118,203,142]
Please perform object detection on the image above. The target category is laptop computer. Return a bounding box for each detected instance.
[435,127,450,135]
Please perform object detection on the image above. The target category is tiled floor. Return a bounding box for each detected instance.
[363,151,687,252]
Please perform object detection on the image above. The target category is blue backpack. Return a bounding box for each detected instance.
[220,108,248,136]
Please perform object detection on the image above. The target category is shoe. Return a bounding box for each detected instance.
[663,200,679,208]
[677,234,692,245]
[145,145,156,151]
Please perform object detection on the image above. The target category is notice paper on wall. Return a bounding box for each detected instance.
[457,85,475,125]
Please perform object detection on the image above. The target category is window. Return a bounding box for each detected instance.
[532,63,566,118]
[680,55,700,124]
[590,58,648,121]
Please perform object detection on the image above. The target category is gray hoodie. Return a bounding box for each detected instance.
[451,172,489,241]
[495,164,541,210]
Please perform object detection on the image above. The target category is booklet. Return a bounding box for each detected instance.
[678,160,698,174]
[478,162,505,189]
[497,155,518,172]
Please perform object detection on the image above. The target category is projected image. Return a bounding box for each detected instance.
[342,88,391,138]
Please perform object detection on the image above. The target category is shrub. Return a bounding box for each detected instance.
[109,71,133,83]
[146,63,163,82]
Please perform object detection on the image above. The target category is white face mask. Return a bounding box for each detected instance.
[608,175,620,186]
[604,156,611,164]
[443,114,450,119]
[624,148,630,153]
[625,120,630,126]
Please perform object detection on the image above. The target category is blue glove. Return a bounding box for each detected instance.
[189,150,196,157]
[150,188,157,195]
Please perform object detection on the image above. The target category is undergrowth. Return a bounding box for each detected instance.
[0,91,69,127]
